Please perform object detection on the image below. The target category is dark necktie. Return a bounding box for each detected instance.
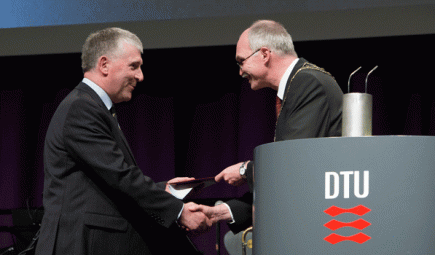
[110,106,121,129]
[110,106,117,119]
[276,96,282,118]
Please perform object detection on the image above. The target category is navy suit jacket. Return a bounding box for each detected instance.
[36,82,198,254]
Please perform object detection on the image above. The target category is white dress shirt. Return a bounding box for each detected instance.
[277,58,299,100]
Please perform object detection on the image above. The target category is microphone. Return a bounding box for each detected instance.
[0,247,14,255]
[215,200,224,255]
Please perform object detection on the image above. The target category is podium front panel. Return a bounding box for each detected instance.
[253,136,435,254]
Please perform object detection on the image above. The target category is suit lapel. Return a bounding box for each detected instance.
[285,58,307,91]
[274,58,309,141]
[116,119,138,166]
[76,83,138,166]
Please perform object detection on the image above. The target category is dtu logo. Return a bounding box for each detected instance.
[324,171,371,245]
[325,171,369,199]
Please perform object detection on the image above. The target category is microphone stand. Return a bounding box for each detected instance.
[215,200,223,255]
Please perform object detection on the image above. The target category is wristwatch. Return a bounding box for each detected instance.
[239,161,248,179]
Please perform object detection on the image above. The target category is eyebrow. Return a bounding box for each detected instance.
[129,61,142,69]
[131,59,143,65]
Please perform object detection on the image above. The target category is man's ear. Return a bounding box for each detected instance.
[97,56,109,76]
[260,46,271,63]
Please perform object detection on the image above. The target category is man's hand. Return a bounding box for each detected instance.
[215,162,248,186]
[188,203,233,224]
[178,202,212,233]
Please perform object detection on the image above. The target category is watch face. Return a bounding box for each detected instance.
[240,167,246,176]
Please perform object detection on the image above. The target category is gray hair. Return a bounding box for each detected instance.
[248,20,297,57]
[81,27,143,73]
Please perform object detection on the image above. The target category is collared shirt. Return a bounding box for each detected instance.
[82,78,113,111]
[277,58,299,100]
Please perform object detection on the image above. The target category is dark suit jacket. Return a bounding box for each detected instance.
[35,82,198,255]
[226,58,343,233]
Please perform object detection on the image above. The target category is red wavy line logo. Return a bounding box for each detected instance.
[324,218,371,231]
[324,205,371,217]
[324,232,371,244]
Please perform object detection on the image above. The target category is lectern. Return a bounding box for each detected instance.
[253,136,435,254]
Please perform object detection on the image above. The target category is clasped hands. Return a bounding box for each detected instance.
[177,203,233,234]
[167,162,248,233]
[178,202,212,233]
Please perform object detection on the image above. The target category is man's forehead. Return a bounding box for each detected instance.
[124,45,143,63]
[235,29,251,60]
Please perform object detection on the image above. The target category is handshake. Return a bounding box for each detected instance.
[177,202,232,233]
[169,161,249,233]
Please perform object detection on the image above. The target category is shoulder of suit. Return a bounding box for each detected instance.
[74,82,108,109]
[289,61,336,84]
[298,62,332,76]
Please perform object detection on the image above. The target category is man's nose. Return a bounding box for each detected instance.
[136,69,144,82]
[239,67,244,77]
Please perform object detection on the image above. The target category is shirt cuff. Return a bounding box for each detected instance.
[223,203,236,224]
[177,204,184,220]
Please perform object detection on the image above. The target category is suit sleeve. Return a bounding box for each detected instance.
[63,97,183,228]
[246,161,254,192]
[276,70,332,141]
[225,192,253,234]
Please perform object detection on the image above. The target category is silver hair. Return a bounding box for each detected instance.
[81,27,143,73]
[248,20,297,57]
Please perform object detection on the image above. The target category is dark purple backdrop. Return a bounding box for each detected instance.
[1,34,434,254]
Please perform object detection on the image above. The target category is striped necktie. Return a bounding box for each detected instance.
[276,96,282,118]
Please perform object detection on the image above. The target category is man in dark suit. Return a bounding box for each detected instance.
[35,27,211,255]
[191,20,343,233]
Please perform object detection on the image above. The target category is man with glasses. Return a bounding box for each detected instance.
[190,20,343,233]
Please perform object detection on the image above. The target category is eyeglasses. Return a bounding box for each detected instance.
[236,49,260,68]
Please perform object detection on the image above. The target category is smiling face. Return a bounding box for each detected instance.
[235,29,268,91]
[106,41,144,103]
